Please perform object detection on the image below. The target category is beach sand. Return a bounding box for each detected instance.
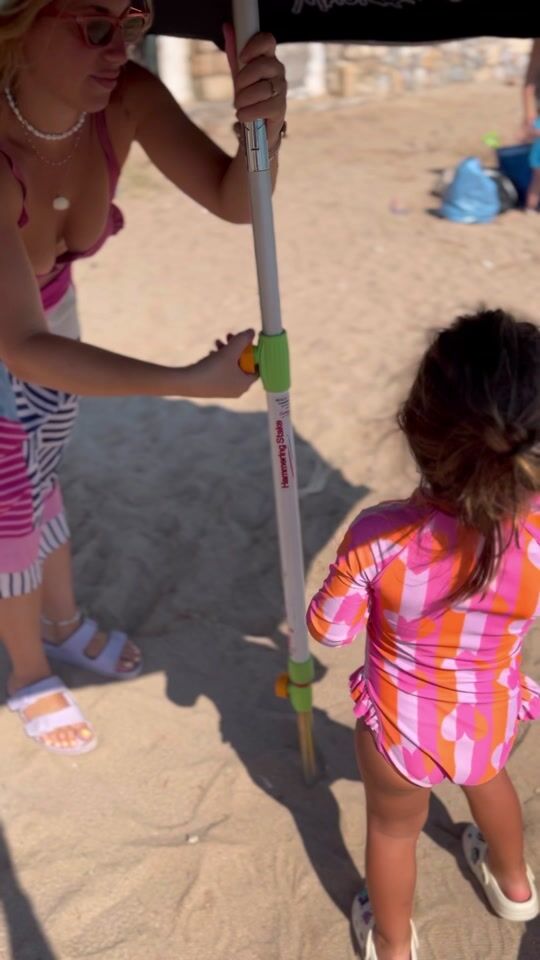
[1,81,539,960]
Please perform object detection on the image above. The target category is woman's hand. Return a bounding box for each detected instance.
[181,329,258,399]
[223,24,287,152]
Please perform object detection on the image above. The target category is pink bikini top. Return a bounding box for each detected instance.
[0,111,124,312]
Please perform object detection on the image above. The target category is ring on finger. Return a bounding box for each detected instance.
[267,77,278,98]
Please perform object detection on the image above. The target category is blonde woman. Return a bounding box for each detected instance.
[0,1,287,754]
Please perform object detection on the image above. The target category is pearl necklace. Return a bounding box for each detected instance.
[4,86,87,141]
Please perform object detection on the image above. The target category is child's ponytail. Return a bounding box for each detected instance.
[398,309,540,601]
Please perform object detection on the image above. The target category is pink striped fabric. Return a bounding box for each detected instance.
[0,418,34,538]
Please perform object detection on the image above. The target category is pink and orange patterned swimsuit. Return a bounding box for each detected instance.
[307,495,540,788]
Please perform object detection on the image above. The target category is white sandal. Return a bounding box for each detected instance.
[7,676,97,755]
[352,888,419,960]
[462,824,539,922]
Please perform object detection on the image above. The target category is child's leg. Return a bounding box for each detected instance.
[355,722,430,960]
[526,168,540,211]
[462,769,530,902]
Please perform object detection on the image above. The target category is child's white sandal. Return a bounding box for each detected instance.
[462,824,539,922]
[351,888,419,959]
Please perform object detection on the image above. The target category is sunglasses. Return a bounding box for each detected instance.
[54,5,151,48]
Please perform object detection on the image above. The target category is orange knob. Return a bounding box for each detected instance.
[275,672,290,700]
[239,344,257,374]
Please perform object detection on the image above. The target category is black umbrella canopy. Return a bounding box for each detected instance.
[151,0,539,46]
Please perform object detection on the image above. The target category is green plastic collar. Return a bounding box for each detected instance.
[287,657,315,714]
[253,332,290,392]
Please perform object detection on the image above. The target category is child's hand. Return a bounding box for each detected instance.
[184,329,258,398]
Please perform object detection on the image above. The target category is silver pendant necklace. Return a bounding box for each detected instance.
[4,86,87,211]
[22,128,85,210]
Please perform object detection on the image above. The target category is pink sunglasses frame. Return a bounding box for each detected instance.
[52,5,151,49]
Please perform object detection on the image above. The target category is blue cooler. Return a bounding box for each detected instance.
[496,144,532,207]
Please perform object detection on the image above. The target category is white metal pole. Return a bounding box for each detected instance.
[232,0,316,780]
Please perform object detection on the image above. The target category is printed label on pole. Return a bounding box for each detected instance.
[275,395,290,417]
[275,418,295,489]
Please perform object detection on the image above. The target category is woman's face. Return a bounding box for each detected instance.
[21,1,149,112]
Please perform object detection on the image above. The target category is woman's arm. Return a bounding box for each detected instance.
[0,164,256,399]
[128,30,287,224]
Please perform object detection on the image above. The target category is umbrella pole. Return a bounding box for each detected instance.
[233,0,318,784]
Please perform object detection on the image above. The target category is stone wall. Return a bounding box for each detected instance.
[184,37,531,102]
[190,41,234,101]
[326,38,531,99]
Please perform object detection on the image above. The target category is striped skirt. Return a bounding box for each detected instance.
[0,286,80,597]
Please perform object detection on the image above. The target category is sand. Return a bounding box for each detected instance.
[0,81,539,960]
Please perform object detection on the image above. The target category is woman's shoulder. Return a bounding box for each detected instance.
[95,62,161,169]
[110,60,170,125]
[103,60,176,159]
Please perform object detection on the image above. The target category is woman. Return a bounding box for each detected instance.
[522,38,540,210]
[0,0,288,754]
[522,37,540,141]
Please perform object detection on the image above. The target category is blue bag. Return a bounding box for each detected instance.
[440,157,500,223]
[497,143,532,206]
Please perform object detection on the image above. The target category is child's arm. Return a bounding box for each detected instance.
[306,528,374,647]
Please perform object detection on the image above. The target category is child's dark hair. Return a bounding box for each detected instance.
[398,308,540,601]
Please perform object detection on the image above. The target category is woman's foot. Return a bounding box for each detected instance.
[42,611,141,675]
[7,672,96,754]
